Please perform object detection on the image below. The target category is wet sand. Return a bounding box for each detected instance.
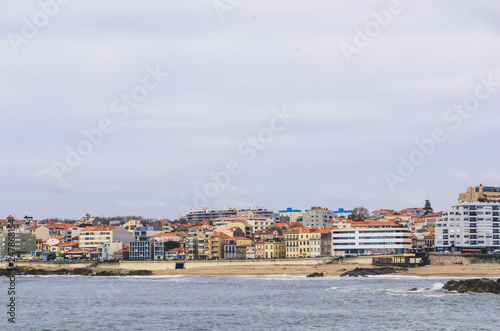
[153,264,500,277]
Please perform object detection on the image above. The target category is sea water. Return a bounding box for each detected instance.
[1,275,498,330]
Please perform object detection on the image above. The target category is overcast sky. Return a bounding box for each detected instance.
[1,0,500,220]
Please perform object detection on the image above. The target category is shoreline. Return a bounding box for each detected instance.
[2,263,500,278]
[151,264,500,277]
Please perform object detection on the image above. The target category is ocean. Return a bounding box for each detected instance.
[1,275,498,330]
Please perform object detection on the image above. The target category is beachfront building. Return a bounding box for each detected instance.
[302,207,334,228]
[331,223,412,256]
[435,199,500,253]
[264,239,285,259]
[285,227,311,258]
[310,229,332,257]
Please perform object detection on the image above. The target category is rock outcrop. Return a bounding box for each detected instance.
[443,278,500,294]
[1,267,152,277]
[340,267,407,277]
[306,272,324,277]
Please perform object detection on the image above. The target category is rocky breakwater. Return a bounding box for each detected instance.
[0,267,152,276]
[340,267,407,277]
[443,278,500,294]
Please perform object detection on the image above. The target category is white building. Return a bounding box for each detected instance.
[331,227,412,256]
[278,208,304,222]
[435,200,500,253]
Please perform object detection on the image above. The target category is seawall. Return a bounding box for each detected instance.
[0,257,351,271]
[428,253,500,266]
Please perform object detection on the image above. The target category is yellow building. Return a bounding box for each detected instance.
[264,239,285,259]
[285,227,311,258]
[459,185,500,202]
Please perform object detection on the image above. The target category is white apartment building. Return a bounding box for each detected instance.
[331,227,412,256]
[435,200,500,252]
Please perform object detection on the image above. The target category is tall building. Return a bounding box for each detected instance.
[302,207,334,228]
[435,200,500,253]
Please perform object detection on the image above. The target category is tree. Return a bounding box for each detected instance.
[423,200,433,216]
[352,207,370,220]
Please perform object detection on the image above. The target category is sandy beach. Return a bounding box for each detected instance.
[152,264,500,277]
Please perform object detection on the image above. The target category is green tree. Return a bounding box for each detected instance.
[423,200,433,215]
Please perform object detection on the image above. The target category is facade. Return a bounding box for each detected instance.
[459,185,500,202]
[332,208,354,218]
[331,226,412,256]
[25,225,50,241]
[278,208,303,222]
[285,227,311,258]
[129,240,154,261]
[97,242,122,261]
[264,239,285,259]
[246,245,255,259]
[302,207,334,228]
[435,200,500,252]
[79,226,133,249]
[185,207,238,223]
[0,232,36,258]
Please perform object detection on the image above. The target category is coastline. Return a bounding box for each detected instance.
[151,264,500,277]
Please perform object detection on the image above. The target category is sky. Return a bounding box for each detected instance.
[1,0,500,220]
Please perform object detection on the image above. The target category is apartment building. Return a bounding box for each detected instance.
[302,207,334,228]
[0,232,36,258]
[331,224,412,256]
[285,227,311,258]
[79,225,133,249]
[435,200,500,252]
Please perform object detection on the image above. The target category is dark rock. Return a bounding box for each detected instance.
[52,269,70,275]
[340,267,407,277]
[443,278,500,294]
[408,288,418,291]
[71,268,94,276]
[126,270,153,276]
[306,272,324,278]
[26,268,50,276]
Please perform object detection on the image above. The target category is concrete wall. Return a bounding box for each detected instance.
[0,258,345,271]
[429,253,500,266]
